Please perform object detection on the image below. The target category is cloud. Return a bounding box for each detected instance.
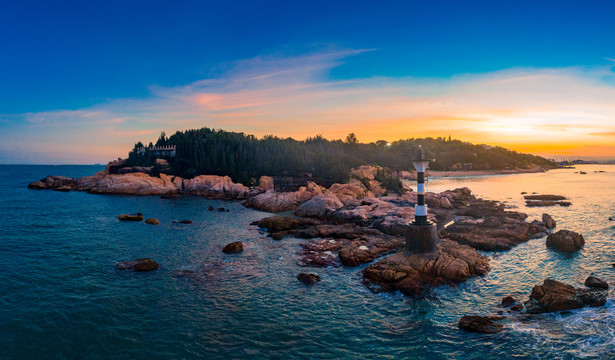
[2,49,615,163]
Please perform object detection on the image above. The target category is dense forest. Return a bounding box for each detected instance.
[125,127,556,186]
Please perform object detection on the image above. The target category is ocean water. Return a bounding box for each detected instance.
[1,164,614,359]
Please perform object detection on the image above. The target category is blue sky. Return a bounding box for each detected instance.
[1,0,615,163]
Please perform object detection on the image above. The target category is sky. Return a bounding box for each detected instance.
[1,0,615,164]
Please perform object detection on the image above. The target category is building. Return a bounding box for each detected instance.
[137,145,176,158]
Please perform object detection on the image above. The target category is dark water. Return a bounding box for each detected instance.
[1,165,614,359]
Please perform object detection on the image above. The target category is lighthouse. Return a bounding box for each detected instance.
[406,146,439,253]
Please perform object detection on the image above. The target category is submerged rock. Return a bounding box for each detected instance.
[297,273,321,285]
[117,214,144,221]
[222,241,244,254]
[546,230,584,253]
[501,296,516,307]
[524,194,567,201]
[458,315,503,334]
[145,218,159,225]
[525,279,607,313]
[585,275,608,289]
[116,258,159,272]
[174,220,193,224]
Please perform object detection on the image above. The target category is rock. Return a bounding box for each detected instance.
[546,230,585,253]
[526,200,572,207]
[222,241,244,254]
[362,239,490,296]
[440,197,453,209]
[253,216,319,233]
[116,258,159,272]
[297,273,321,285]
[458,315,503,334]
[542,213,556,229]
[258,176,274,191]
[208,206,215,211]
[28,175,77,190]
[525,279,607,313]
[174,220,192,224]
[585,275,608,289]
[524,194,567,201]
[183,175,252,199]
[245,182,325,212]
[328,182,373,204]
[145,218,159,225]
[77,172,179,195]
[511,304,523,311]
[117,214,144,221]
[501,296,516,307]
[295,193,344,218]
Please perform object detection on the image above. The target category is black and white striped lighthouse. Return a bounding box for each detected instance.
[412,146,430,226]
[405,145,439,253]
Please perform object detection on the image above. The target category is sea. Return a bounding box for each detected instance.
[1,164,614,359]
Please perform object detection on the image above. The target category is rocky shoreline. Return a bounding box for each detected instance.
[30,162,606,333]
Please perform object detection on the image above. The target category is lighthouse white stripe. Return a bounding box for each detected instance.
[415,205,428,216]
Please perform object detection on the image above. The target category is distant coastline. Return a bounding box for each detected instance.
[426,166,548,178]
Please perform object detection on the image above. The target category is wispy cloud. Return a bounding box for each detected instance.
[2,49,615,163]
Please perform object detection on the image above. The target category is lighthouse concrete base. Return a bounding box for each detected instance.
[405,223,439,253]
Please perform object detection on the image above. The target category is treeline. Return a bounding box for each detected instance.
[125,127,556,185]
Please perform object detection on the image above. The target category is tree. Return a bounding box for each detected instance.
[345,133,358,144]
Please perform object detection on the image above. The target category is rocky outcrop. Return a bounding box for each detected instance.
[501,296,516,307]
[362,239,490,296]
[118,214,144,221]
[458,315,503,334]
[116,258,159,272]
[28,175,77,190]
[295,193,344,218]
[297,273,321,285]
[78,172,178,195]
[525,279,608,313]
[222,241,244,254]
[245,182,324,212]
[440,200,545,251]
[546,230,585,253]
[542,213,556,229]
[328,182,373,204]
[585,275,608,289]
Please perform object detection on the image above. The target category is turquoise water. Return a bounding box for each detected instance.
[1,165,614,359]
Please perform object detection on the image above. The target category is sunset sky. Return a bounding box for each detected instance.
[1,0,615,164]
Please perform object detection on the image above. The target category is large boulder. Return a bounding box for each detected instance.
[145,218,159,225]
[183,175,251,199]
[258,176,274,191]
[585,275,608,289]
[525,279,607,313]
[245,182,324,212]
[458,316,503,334]
[328,182,372,204]
[295,193,344,218]
[546,230,584,253]
[542,213,556,229]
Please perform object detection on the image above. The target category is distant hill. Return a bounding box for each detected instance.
[125,127,556,185]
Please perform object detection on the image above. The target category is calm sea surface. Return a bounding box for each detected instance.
[1,164,614,359]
